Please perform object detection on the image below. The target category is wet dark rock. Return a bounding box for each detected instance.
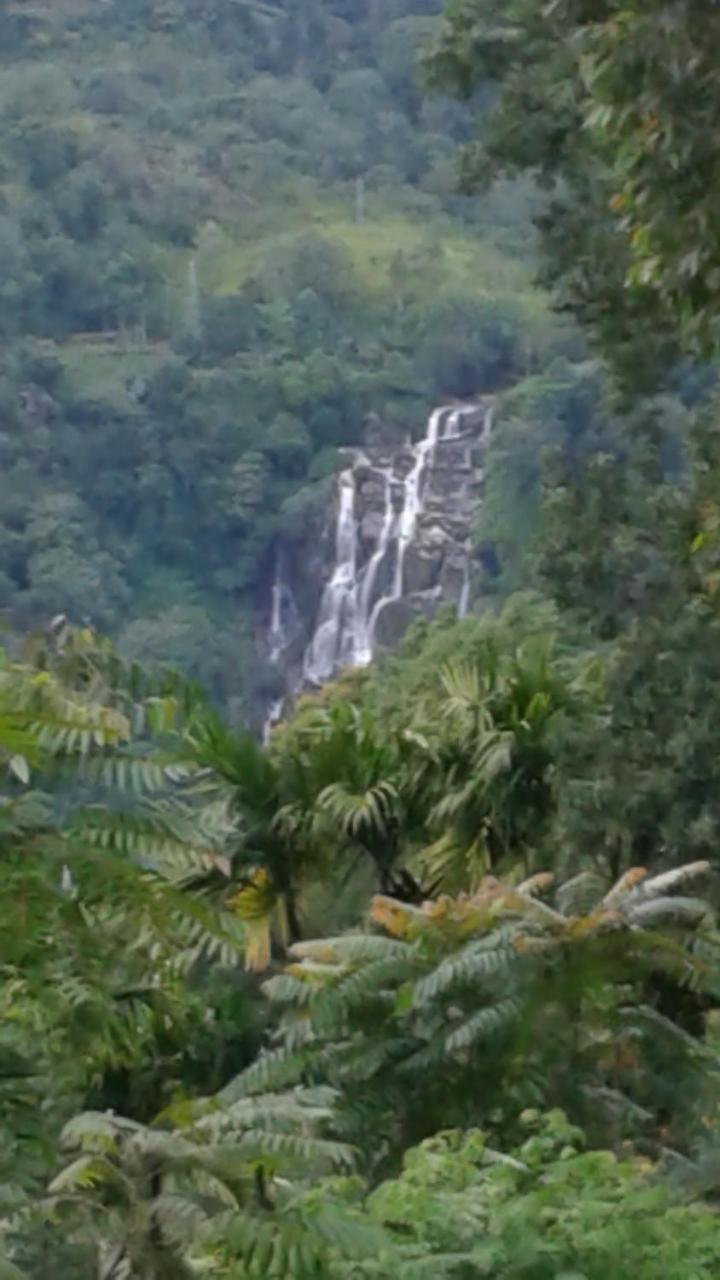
[259,399,494,708]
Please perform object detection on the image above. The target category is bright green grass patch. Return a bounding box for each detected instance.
[177,186,545,316]
[59,340,169,400]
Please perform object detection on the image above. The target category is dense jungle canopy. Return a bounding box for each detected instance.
[5,1,720,1276]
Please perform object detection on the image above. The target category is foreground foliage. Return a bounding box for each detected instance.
[430,0,720,374]
[7,1,720,1276]
[358,1112,720,1280]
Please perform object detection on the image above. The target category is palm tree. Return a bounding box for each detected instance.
[181,696,433,974]
[416,636,597,888]
[286,698,434,897]
[182,712,331,965]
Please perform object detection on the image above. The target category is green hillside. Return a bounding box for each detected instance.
[7,4,720,1277]
[0,0,569,719]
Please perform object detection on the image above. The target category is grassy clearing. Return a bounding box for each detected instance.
[185,186,544,309]
[57,187,549,388]
[59,341,169,398]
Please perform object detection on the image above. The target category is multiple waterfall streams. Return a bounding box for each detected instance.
[261,399,493,730]
[303,400,492,685]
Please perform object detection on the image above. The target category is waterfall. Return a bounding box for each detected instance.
[301,400,492,686]
[393,407,446,597]
[263,696,286,745]
[458,555,471,618]
[354,467,395,666]
[445,404,478,439]
[262,557,298,740]
[303,469,359,684]
[268,581,285,664]
[265,557,297,666]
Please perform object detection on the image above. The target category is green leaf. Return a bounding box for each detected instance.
[0,1261,28,1280]
[9,754,30,784]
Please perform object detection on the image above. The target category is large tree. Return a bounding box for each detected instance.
[429,0,720,376]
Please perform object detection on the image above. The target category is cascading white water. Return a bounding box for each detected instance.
[458,555,471,618]
[263,696,286,745]
[262,559,299,740]
[393,407,446,598]
[363,406,453,648]
[303,469,359,684]
[301,401,492,686]
[354,467,395,666]
[268,581,285,664]
[266,557,298,664]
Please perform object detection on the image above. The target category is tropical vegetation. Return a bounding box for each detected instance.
[6,0,720,1277]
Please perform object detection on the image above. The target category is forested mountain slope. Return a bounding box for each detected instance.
[7,2,720,1276]
[0,0,564,718]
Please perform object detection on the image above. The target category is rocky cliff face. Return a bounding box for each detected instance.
[261,399,493,733]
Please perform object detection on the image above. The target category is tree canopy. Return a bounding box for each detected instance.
[7,0,720,1276]
[429,0,720,376]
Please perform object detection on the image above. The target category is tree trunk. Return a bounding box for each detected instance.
[285,884,302,945]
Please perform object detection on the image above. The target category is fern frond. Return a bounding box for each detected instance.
[228,1130,356,1170]
[601,867,648,909]
[629,861,711,900]
[475,731,514,781]
[516,872,554,897]
[152,1191,214,1245]
[627,896,712,927]
[205,1093,336,1136]
[310,956,421,1031]
[556,870,605,917]
[289,934,409,964]
[216,1214,320,1278]
[304,1204,387,1255]
[317,780,398,838]
[70,805,210,869]
[580,1086,653,1124]
[444,997,519,1053]
[48,1154,126,1195]
[412,932,515,1006]
[219,1048,309,1103]
[440,659,484,707]
[262,975,317,1005]
[61,1110,143,1151]
[619,1003,701,1050]
[513,891,567,927]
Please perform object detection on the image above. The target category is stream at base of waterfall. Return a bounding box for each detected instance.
[263,398,493,735]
